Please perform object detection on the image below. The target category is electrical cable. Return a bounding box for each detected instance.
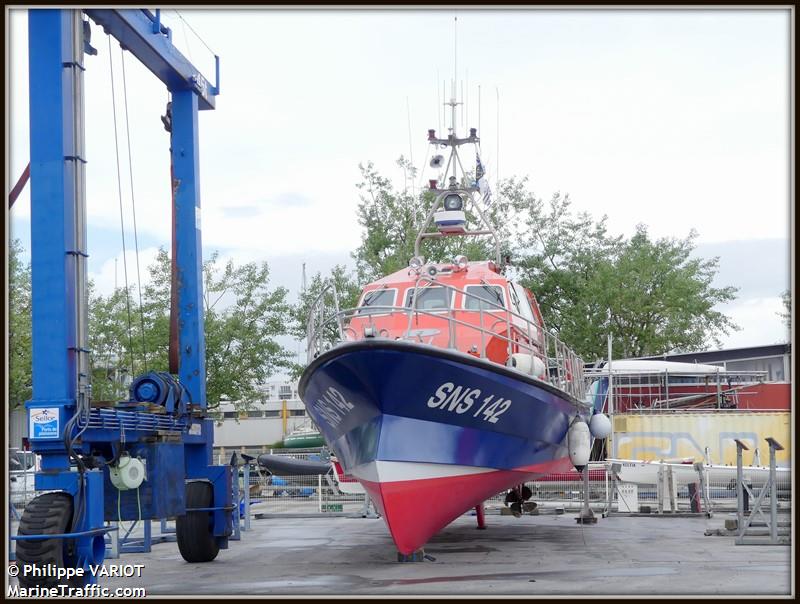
[115,454,142,537]
[119,49,149,373]
[116,484,141,537]
[65,390,93,534]
[107,35,136,378]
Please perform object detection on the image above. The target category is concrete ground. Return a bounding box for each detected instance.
[94,511,792,596]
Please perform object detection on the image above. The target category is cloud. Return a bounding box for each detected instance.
[90,247,162,298]
[221,205,263,219]
[267,192,313,208]
[219,193,313,219]
[716,296,789,349]
[692,238,790,299]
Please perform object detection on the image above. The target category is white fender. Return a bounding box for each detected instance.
[567,420,591,471]
[589,413,612,439]
[507,353,546,378]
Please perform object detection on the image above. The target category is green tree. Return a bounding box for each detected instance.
[510,186,623,358]
[9,239,32,410]
[88,282,137,401]
[289,264,361,377]
[596,226,737,359]
[89,248,296,409]
[202,251,296,408]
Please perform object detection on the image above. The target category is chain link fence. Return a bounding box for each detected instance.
[232,449,374,517]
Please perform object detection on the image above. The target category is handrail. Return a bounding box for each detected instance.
[584,369,769,378]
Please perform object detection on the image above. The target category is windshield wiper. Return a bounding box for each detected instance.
[479,281,504,307]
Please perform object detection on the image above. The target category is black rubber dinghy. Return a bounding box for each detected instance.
[257,454,331,476]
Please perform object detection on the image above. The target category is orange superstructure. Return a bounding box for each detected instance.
[345,260,549,371]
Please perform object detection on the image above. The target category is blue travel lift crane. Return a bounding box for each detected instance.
[13,9,231,586]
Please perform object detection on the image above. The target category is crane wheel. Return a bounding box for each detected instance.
[15,492,86,588]
[177,481,220,563]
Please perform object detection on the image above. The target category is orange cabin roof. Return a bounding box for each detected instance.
[366,260,504,288]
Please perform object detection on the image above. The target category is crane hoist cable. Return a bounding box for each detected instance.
[176,10,194,65]
[173,10,217,56]
[120,48,148,373]
[107,34,136,378]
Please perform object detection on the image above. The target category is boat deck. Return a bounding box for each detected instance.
[66,512,791,596]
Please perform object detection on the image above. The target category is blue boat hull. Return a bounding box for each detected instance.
[298,339,588,553]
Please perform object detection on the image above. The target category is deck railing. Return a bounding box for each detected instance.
[307,274,588,403]
[582,367,772,412]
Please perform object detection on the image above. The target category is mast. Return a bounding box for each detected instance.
[413,89,501,265]
[410,14,501,265]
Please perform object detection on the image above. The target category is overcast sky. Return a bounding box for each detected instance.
[7,8,792,359]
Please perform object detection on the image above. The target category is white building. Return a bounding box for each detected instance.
[211,379,313,454]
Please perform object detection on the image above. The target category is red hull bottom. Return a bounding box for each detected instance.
[358,458,571,554]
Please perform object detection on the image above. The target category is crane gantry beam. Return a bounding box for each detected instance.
[84,8,219,110]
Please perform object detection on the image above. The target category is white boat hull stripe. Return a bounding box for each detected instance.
[348,460,496,484]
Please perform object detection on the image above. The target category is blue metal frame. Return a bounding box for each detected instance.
[23,8,230,578]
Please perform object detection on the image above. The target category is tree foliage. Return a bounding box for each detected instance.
[201,251,296,408]
[90,249,294,407]
[88,282,138,402]
[509,186,624,358]
[288,265,361,379]
[290,264,361,341]
[9,239,32,410]
[10,241,295,411]
[579,227,736,359]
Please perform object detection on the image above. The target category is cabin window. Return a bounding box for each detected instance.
[223,411,238,419]
[464,285,505,311]
[357,288,396,314]
[405,286,451,311]
[246,410,263,418]
[289,409,306,416]
[264,410,281,418]
[508,284,523,316]
[510,282,536,323]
